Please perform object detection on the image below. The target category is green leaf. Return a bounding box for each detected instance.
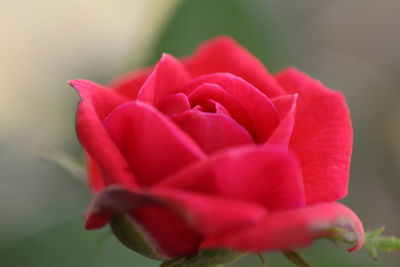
[146,0,286,72]
[282,250,313,267]
[362,226,400,260]
[40,151,86,184]
[159,249,244,267]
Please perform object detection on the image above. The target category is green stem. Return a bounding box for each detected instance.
[256,251,268,267]
[282,250,312,267]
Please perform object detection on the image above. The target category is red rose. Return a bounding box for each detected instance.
[70,37,364,261]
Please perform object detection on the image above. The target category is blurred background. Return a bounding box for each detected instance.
[0,0,399,266]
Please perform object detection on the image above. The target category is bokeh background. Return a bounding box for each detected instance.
[1,0,399,266]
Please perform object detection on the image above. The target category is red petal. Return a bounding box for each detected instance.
[103,101,206,186]
[158,145,305,211]
[84,186,267,256]
[266,94,297,147]
[275,67,310,94]
[184,73,279,142]
[275,67,353,203]
[108,68,152,100]
[170,110,253,154]
[137,53,190,105]
[215,102,230,116]
[183,36,285,97]
[201,202,364,252]
[157,93,190,115]
[188,83,250,132]
[69,80,137,190]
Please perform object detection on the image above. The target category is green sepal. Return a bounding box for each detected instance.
[324,226,357,246]
[110,215,168,261]
[362,226,400,260]
[159,249,244,267]
[325,225,400,260]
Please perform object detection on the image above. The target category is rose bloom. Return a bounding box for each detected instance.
[70,37,364,261]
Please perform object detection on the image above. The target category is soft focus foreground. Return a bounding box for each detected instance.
[0,0,399,266]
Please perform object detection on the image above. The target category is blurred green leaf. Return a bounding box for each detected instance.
[0,219,158,267]
[146,0,287,72]
[40,151,86,184]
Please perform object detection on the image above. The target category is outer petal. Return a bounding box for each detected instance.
[70,79,128,120]
[184,73,279,142]
[87,156,104,192]
[137,53,190,105]
[69,80,137,191]
[158,145,305,211]
[183,36,285,97]
[103,101,206,186]
[132,206,201,257]
[170,110,253,154]
[201,202,364,253]
[275,67,353,203]
[153,189,268,235]
[266,94,297,147]
[108,68,152,100]
[84,186,267,257]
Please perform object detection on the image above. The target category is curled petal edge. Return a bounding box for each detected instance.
[201,202,364,253]
[85,186,267,235]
